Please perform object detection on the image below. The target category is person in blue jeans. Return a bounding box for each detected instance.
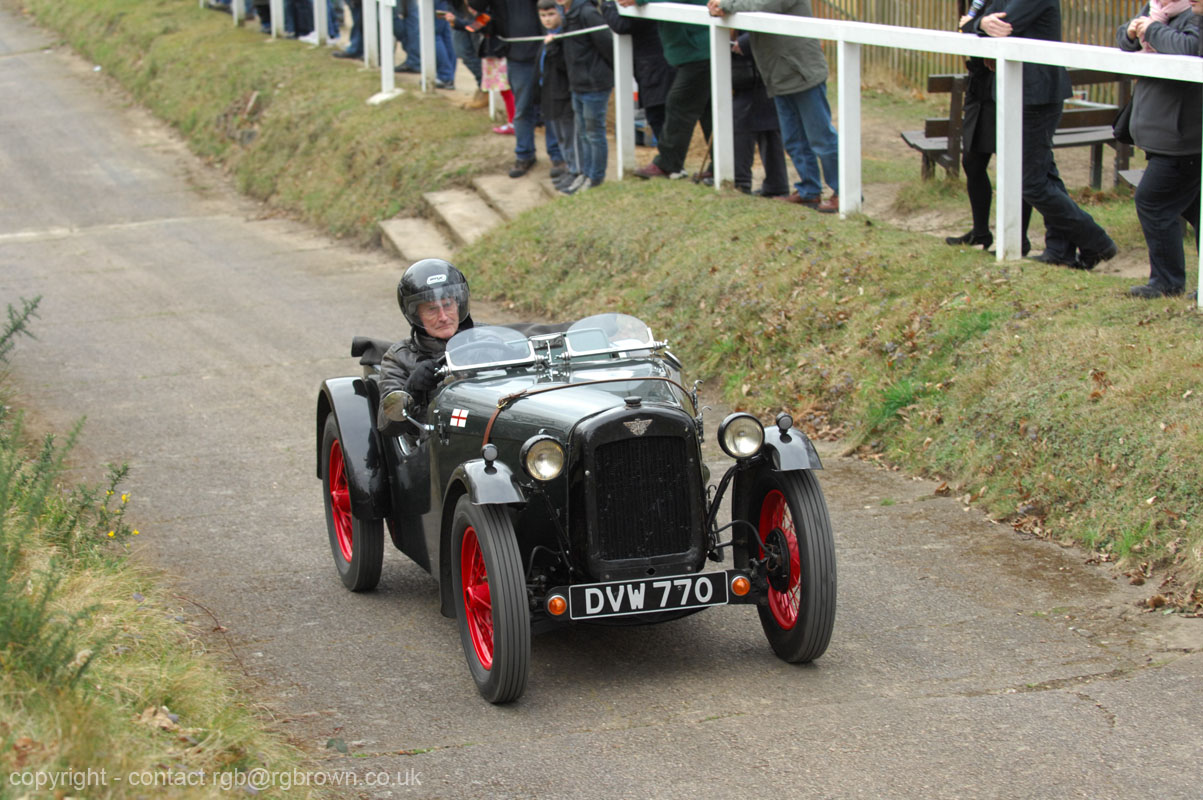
[557,0,613,192]
[709,0,839,212]
[396,0,458,87]
[475,0,550,177]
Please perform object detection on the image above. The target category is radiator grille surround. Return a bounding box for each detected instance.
[571,405,706,582]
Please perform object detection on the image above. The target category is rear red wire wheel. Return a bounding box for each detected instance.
[460,526,494,669]
[328,439,354,563]
[758,489,801,630]
[321,413,383,592]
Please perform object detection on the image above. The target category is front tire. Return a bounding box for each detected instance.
[740,469,836,663]
[451,496,530,703]
[322,413,384,591]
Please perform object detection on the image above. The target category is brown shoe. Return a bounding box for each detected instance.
[462,89,488,110]
[816,194,840,214]
[780,192,820,208]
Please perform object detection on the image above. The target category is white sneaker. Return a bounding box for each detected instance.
[298,32,319,44]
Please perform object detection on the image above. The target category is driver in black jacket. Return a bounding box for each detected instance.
[379,259,474,427]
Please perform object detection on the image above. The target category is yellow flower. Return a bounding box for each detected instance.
[132,530,140,536]
[106,490,114,497]
[107,531,115,538]
[121,493,130,504]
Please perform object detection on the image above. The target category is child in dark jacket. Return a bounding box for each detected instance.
[538,0,578,190]
[732,32,788,196]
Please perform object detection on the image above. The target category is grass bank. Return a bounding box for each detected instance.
[0,302,315,796]
[17,0,1201,610]
[463,181,1201,609]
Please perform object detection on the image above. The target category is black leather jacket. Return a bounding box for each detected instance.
[378,317,474,426]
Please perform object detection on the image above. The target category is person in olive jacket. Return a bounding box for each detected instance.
[708,0,840,212]
[1117,1,1202,298]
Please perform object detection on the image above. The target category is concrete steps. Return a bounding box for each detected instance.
[378,169,558,266]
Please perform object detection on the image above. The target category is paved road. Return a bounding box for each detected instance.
[3,9,1201,798]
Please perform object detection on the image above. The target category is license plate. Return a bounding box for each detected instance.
[567,572,730,620]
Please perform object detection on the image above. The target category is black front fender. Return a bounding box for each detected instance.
[447,459,526,507]
[762,427,823,472]
[317,377,390,520]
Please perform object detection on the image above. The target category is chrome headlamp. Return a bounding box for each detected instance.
[520,435,565,481]
[717,413,765,459]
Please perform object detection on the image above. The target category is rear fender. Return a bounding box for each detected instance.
[317,378,390,520]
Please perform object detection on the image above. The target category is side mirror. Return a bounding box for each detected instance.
[381,390,414,422]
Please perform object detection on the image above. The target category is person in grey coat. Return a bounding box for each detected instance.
[708,0,840,212]
[1117,1,1202,298]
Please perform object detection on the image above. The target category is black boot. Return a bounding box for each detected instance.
[944,230,993,249]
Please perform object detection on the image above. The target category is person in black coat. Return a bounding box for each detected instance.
[732,32,788,196]
[601,0,676,143]
[968,0,1117,269]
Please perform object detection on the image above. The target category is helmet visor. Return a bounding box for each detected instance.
[405,282,469,328]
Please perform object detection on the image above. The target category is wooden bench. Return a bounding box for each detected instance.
[901,69,1133,189]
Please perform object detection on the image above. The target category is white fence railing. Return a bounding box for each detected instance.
[215,0,1203,301]
[615,3,1203,291]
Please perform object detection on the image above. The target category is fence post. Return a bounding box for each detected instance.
[614,33,636,178]
[314,0,329,45]
[708,23,733,189]
[232,0,246,25]
[269,0,284,37]
[419,0,435,92]
[364,0,380,67]
[995,58,1024,261]
[836,39,861,216]
[370,0,404,103]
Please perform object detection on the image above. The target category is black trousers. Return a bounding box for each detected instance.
[1135,152,1201,292]
[735,130,788,195]
[1022,102,1113,257]
[654,59,712,175]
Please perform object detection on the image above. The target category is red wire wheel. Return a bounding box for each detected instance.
[460,526,494,669]
[759,489,802,630]
[329,439,354,563]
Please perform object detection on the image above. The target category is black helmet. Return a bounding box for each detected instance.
[397,259,470,331]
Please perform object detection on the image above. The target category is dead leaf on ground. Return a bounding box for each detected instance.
[135,706,180,732]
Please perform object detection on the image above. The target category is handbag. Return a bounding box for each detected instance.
[1113,99,1134,146]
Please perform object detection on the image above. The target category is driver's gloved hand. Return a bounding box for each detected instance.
[405,358,440,398]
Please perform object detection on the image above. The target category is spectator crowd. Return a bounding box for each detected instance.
[207,0,1202,300]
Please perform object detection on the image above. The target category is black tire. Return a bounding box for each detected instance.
[739,469,836,663]
[322,413,384,592]
[450,495,530,703]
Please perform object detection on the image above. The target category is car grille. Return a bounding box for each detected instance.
[592,436,693,560]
